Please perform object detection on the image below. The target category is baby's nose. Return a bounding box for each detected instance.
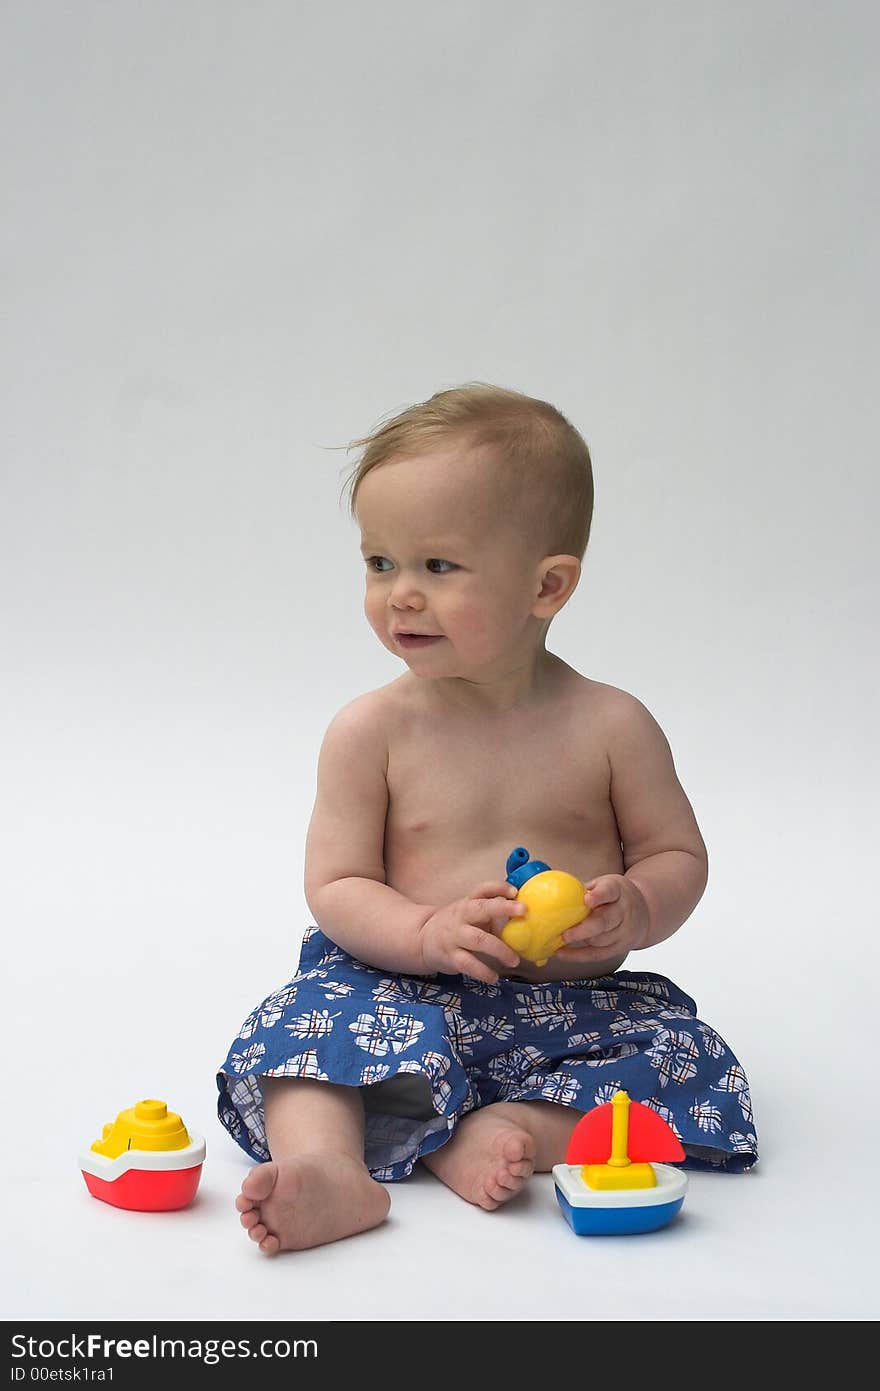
[389,576,426,609]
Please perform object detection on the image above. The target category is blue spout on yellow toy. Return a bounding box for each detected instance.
[501,846,590,966]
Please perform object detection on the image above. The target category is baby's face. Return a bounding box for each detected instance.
[356,444,545,679]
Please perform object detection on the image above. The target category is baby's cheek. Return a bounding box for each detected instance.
[452,604,505,653]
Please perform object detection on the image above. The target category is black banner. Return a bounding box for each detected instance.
[4,1323,551,1385]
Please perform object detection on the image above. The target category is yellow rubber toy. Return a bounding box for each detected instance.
[501,853,590,966]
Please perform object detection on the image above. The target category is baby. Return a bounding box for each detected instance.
[217,382,757,1253]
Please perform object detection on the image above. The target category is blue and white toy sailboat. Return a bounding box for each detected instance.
[553,1089,688,1235]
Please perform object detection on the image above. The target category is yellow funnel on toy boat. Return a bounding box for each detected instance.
[90,1099,193,1158]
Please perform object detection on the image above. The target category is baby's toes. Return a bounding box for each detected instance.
[247,1220,269,1244]
[506,1157,535,1180]
[239,1207,261,1231]
[240,1161,279,1204]
[495,1164,528,1191]
[499,1133,534,1171]
[488,1168,523,1203]
[477,1186,503,1211]
[258,1233,281,1256]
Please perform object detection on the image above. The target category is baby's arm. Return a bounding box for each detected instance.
[303,697,432,972]
[559,692,708,962]
[303,697,521,980]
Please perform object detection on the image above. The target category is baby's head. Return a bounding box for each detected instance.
[341,383,594,682]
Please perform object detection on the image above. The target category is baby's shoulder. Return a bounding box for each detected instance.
[566,672,645,723]
[570,677,676,783]
[564,674,662,750]
[322,678,409,748]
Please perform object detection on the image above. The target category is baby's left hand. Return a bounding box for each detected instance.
[556,875,650,960]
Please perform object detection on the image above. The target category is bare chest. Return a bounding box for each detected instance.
[383,702,622,902]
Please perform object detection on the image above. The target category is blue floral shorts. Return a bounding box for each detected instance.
[217,926,758,1182]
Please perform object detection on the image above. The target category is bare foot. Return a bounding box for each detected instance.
[422,1106,536,1210]
[235,1154,390,1254]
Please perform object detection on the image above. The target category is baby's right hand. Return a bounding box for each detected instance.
[418,881,524,984]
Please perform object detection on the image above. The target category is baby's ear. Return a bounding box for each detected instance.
[533,554,581,616]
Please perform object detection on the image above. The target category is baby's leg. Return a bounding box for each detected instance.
[235,1077,390,1254]
[422,1101,582,1211]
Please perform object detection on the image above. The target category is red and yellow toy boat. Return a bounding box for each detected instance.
[79,1098,205,1212]
[553,1089,687,1234]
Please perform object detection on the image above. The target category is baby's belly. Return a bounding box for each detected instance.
[385,830,628,983]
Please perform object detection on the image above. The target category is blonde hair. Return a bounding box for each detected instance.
[337,382,594,559]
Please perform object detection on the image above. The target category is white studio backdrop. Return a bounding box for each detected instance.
[2,1,878,1320]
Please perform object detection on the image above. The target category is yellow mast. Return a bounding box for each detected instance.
[582,1088,657,1191]
[607,1089,632,1167]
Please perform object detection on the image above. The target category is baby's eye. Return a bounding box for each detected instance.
[426,559,457,573]
[365,556,393,572]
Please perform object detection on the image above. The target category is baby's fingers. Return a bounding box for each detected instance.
[470,880,519,901]
[584,875,622,910]
[468,894,525,929]
[455,954,503,986]
[564,924,620,949]
[461,924,521,970]
[563,915,620,948]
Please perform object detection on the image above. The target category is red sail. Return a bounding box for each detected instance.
[565,1101,685,1163]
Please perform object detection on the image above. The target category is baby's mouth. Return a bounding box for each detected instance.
[393,632,444,648]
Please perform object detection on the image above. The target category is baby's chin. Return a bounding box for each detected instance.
[396,649,455,675]
[389,643,467,679]
[383,634,452,664]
